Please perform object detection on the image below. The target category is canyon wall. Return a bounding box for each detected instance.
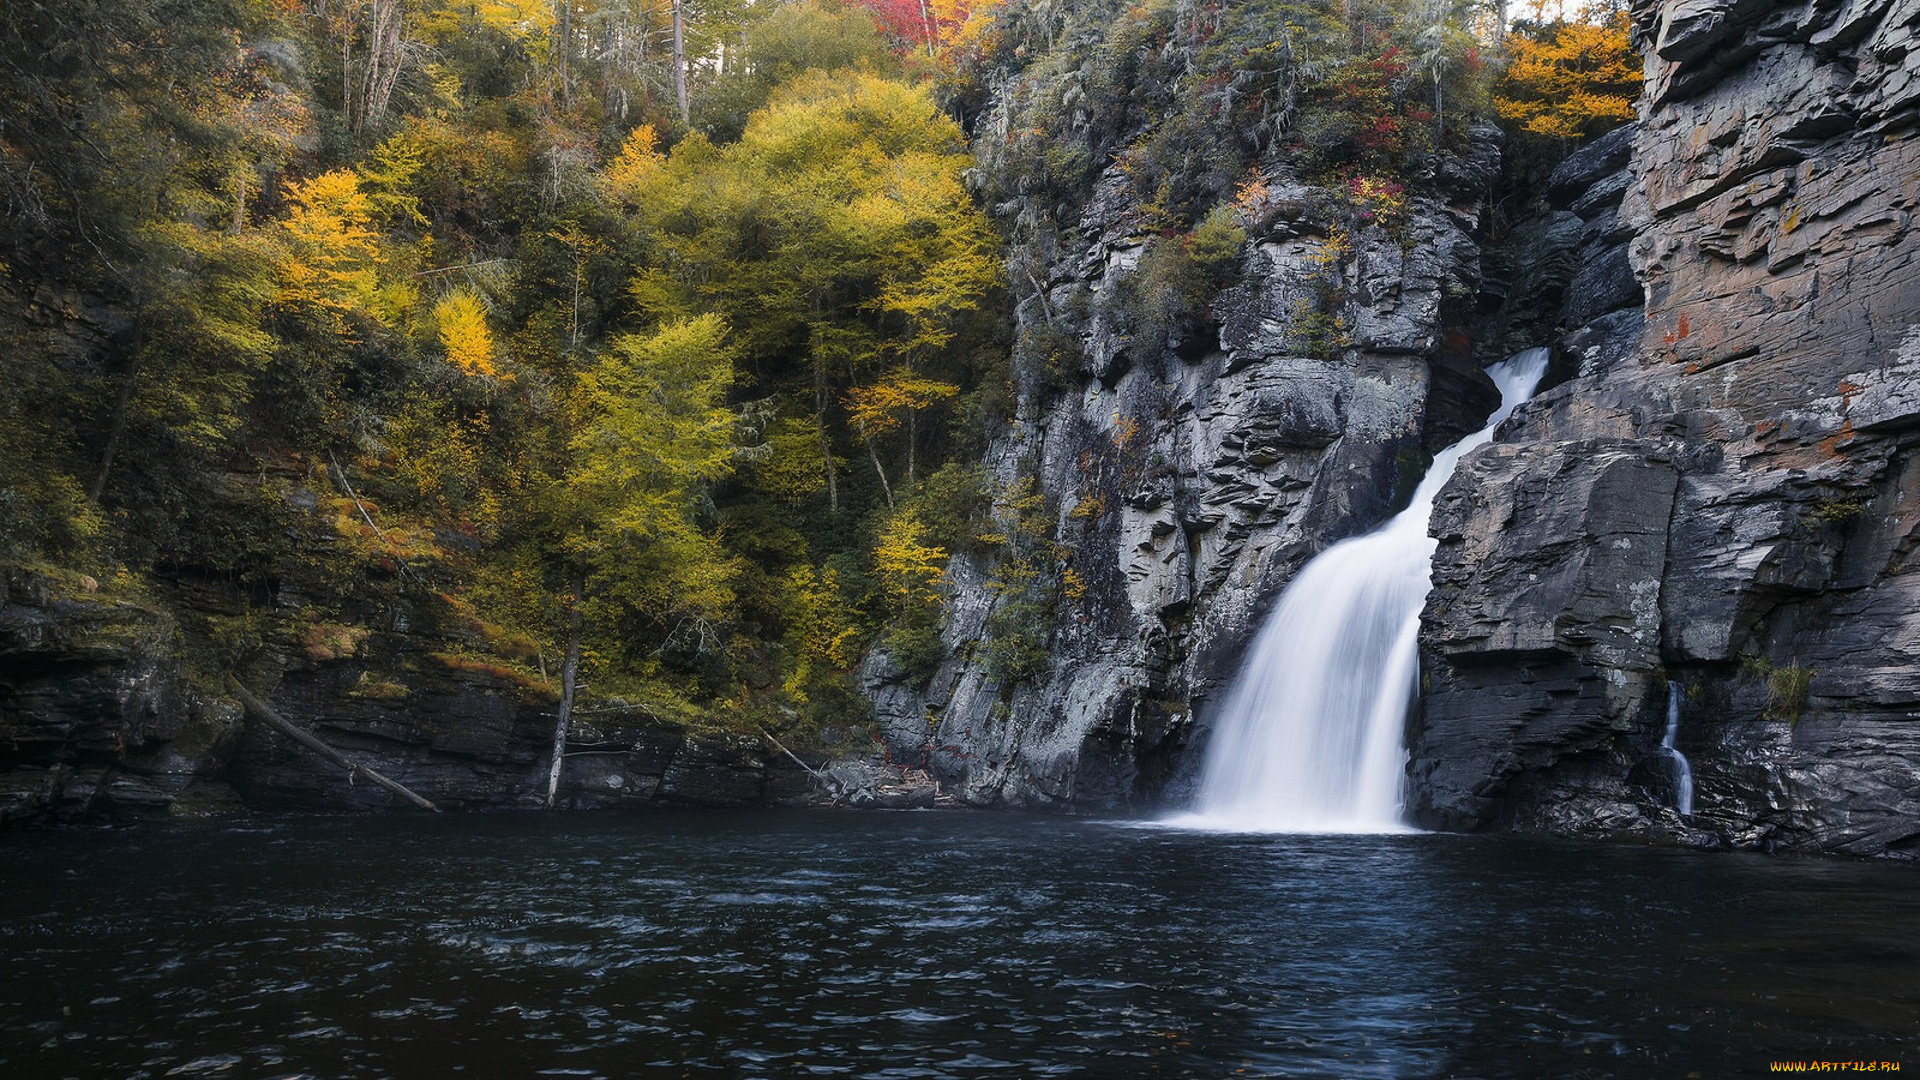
[895,0,1920,860]
[865,114,1506,805]
[1410,0,1920,855]
[7,0,1917,859]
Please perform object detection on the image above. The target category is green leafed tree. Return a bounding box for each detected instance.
[626,69,1001,512]
[537,312,744,805]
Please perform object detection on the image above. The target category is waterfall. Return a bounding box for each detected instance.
[1662,682,1695,815]
[1176,348,1551,832]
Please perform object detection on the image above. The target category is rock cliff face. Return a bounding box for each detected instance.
[10,0,1914,855]
[1410,0,1920,856]
[897,0,1920,860]
[866,115,1506,806]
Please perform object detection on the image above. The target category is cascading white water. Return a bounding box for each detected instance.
[1176,348,1551,832]
[1662,682,1695,815]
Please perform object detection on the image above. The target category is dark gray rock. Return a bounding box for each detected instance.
[0,547,810,825]
[1546,122,1640,208]
[1411,0,1920,858]
[870,91,1507,810]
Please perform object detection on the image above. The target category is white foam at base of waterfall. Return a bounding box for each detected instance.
[1167,348,1551,834]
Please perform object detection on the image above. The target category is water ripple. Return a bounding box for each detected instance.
[1,812,1917,1079]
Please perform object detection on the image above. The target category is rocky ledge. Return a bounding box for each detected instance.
[0,506,810,827]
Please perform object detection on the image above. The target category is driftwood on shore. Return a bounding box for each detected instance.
[228,680,439,812]
[760,728,827,780]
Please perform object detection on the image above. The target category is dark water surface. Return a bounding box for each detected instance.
[3,811,1916,1079]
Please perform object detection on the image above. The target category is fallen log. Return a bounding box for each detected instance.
[759,728,826,780]
[229,679,439,812]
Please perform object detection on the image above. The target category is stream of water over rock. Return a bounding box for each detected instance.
[1180,349,1551,832]
[1664,681,1696,815]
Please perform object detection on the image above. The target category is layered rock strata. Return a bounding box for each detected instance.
[1410,0,1920,857]
[0,513,807,826]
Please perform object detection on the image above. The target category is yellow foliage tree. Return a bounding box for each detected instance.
[844,367,960,498]
[1494,8,1641,139]
[781,564,862,702]
[435,289,497,376]
[753,415,842,508]
[358,133,430,229]
[276,169,415,328]
[277,170,383,314]
[417,0,554,43]
[602,124,663,204]
[929,0,1003,71]
[873,507,947,606]
[569,313,741,552]
[627,70,1000,513]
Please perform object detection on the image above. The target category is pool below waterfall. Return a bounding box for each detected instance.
[3,810,1916,1078]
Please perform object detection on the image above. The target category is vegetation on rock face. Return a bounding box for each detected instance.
[0,0,1646,784]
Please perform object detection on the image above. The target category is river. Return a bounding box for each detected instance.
[3,811,1915,1078]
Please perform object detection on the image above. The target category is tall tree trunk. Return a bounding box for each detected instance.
[906,410,917,486]
[570,256,582,350]
[543,579,584,809]
[858,420,894,509]
[556,0,572,110]
[602,17,619,120]
[671,0,689,125]
[364,0,405,129]
[340,7,355,127]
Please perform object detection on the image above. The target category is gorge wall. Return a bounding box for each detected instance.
[6,0,1916,861]
[891,0,1920,859]
[865,150,1500,808]
[864,22,1508,808]
[1411,0,1920,856]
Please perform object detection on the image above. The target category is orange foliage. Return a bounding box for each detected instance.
[853,0,1003,68]
[1495,9,1641,139]
[844,369,960,436]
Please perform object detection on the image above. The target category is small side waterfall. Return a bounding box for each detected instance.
[1662,682,1695,815]
[1178,348,1551,832]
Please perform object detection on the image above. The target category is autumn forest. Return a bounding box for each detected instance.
[0,0,1637,777]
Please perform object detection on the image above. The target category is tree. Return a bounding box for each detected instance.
[1494,5,1640,140]
[844,369,961,502]
[436,289,499,376]
[538,313,744,806]
[625,70,1000,515]
[871,504,949,677]
[693,1,895,141]
[873,506,947,606]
